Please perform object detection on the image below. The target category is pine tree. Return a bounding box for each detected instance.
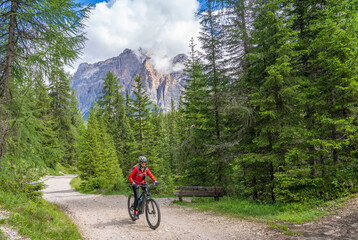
[223,0,252,79]
[147,105,173,193]
[112,85,136,174]
[96,115,124,190]
[182,38,206,127]
[197,0,230,186]
[97,72,121,115]
[291,0,358,200]
[235,0,301,202]
[128,74,152,155]
[96,71,136,175]
[167,98,178,170]
[34,76,63,169]
[0,0,88,158]
[78,105,100,184]
[48,68,77,165]
[78,105,124,191]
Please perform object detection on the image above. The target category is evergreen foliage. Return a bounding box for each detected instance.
[128,74,152,155]
[1,0,358,206]
[98,72,135,175]
[0,0,88,195]
[77,105,124,191]
[176,0,358,202]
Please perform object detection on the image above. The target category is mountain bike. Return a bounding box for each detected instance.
[128,183,161,230]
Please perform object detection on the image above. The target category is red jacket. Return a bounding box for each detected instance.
[128,165,156,185]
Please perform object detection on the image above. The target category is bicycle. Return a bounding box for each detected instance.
[127,183,161,230]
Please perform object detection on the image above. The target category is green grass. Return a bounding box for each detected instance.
[47,163,78,176]
[69,176,83,192]
[0,229,9,240]
[0,191,82,240]
[174,196,348,223]
[69,176,131,195]
[269,223,301,236]
[173,196,351,236]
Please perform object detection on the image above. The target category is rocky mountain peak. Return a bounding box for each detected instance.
[172,54,187,64]
[71,48,187,118]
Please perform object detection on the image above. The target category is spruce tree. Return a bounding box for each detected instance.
[112,86,136,174]
[97,72,120,115]
[97,71,136,175]
[128,74,152,155]
[147,105,173,193]
[235,0,301,202]
[197,0,230,186]
[290,0,358,200]
[48,68,77,165]
[78,105,124,191]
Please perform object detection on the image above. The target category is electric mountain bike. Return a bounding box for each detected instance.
[127,183,161,230]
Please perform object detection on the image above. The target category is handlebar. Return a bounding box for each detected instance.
[133,183,158,189]
[143,183,158,188]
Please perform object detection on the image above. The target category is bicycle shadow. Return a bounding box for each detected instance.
[93,218,158,232]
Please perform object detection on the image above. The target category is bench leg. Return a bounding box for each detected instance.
[215,187,219,201]
[179,187,183,201]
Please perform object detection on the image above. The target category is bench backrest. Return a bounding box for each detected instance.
[174,186,223,201]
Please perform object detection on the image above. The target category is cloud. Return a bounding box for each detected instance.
[66,0,201,74]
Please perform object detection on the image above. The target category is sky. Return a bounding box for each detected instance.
[68,0,205,73]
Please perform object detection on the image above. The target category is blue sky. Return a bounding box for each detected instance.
[68,0,203,73]
[76,0,205,9]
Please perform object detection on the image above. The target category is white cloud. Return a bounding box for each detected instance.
[66,0,201,74]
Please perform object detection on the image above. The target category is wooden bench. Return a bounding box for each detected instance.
[174,186,224,201]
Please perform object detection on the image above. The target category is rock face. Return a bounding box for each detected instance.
[71,48,187,117]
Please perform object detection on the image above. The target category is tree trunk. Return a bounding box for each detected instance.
[1,0,17,100]
[0,0,18,159]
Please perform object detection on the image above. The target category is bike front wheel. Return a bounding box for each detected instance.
[145,198,161,229]
[127,193,137,221]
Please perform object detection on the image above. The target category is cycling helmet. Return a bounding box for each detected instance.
[139,156,147,163]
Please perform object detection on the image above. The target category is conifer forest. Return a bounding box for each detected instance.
[1,0,358,204]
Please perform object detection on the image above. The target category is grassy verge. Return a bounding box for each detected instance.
[0,191,82,240]
[174,196,348,223]
[69,176,83,192]
[269,223,301,236]
[0,229,8,240]
[70,176,132,195]
[47,163,78,176]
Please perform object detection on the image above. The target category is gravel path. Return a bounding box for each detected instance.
[42,175,286,240]
[285,193,358,240]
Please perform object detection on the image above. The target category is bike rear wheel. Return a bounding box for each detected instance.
[145,198,161,229]
[127,193,137,221]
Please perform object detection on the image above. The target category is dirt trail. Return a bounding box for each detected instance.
[43,175,358,240]
[42,175,285,240]
[285,194,358,240]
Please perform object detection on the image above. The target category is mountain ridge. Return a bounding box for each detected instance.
[71,48,187,118]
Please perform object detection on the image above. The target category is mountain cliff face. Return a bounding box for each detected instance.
[71,48,187,117]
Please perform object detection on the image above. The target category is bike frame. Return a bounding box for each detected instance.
[137,184,153,214]
[128,182,160,229]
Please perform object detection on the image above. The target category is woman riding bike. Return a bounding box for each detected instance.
[128,156,158,219]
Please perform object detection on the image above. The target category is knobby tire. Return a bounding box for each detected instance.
[127,193,137,221]
[145,198,161,230]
